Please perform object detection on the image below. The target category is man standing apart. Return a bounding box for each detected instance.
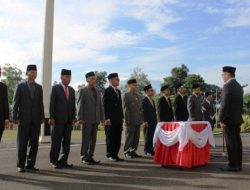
[158,85,174,122]
[49,69,76,169]
[12,65,44,172]
[219,66,243,172]
[202,91,216,130]
[0,66,9,142]
[173,83,189,121]
[77,72,104,165]
[123,79,144,158]
[187,84,203,121]
[142,84,157,156]
[103,73,124,161]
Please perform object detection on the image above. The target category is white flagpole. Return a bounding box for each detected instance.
[40,0,54,143]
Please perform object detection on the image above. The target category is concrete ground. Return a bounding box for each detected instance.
[0,133,250,190]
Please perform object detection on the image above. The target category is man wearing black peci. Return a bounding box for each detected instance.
[49,69,76,169]
[142,84,157,156]
[12,65,45,173]
[103,73,124,162]
[173,83,189,121]
[158,85,174,122]
[202,91,216,130]
[219,66,243,172]
[187,84,203,121]
[0,66,10,142]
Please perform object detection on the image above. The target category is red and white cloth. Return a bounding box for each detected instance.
[153,121,215,168]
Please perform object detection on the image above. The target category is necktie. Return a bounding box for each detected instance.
[115,88,119,98]
[64,86,69,100]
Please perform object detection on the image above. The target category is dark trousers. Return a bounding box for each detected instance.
[17,121,41,168]
[0,127,4,142]
[224,125,242,168]
[143,125,156,153]
[50,123,72,164]
[105,123,122,158]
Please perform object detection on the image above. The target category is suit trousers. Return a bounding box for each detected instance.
[143,125,156,153]
[81,123,98,160]
[17,121,41,168]
[124,125,140,153]
[105,124,122,158]
[0,126,4,142]
[50,123,72,164]
[224,125,242,168]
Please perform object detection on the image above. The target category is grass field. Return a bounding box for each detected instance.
[1,129,106,141]
[2,126,223,142]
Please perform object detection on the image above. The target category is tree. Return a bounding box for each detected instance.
[127,67,150,95]
[94,71,107,94]
[243,93,250,114]
[163,64,189,94]
[2,63,23,104]
[184,74,205,95]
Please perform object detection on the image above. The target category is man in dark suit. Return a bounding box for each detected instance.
[202,91,216,130]
[187,84,203,121]
[49,69,76,169]
[174,83,188,121]
[12,65,44,172]
[219,66,243,172]
[77,72,104,165]
[0,66,9,142]
[158,85,174,122]
[103,73,124,162]
[142,84,157,156]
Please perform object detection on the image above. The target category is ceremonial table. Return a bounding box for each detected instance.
[153,121,215,168]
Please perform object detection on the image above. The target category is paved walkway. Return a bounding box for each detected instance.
[0,134,250,190]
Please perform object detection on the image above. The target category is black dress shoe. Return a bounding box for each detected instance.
[115,157,124,162]
[25,166,39,171]
[131,152,142,158]
[50,163,62,169]
[17,167,25,173]
[60,163,73,168]
[88,158,100,165]
[220,166,240,172]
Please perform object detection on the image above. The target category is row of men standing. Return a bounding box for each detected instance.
[0,65,243,172]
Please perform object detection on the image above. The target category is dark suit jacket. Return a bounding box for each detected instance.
[219,79,243,126]
[12,80,45,123]
[157,96,174,122]
[143,97,157,127]
[202,100,215,127]
[49,84,76,125]
[174,94,188,121]
[0,82,9,128]
[187,94,203,121]
[103,86,123,125]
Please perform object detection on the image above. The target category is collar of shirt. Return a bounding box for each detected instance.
[206,99,211,104]
[225,78,235,84]
[111,85,118,91]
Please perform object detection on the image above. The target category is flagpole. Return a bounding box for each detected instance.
[40,0,54,143]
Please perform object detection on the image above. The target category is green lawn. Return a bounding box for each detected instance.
[2,129,106,141]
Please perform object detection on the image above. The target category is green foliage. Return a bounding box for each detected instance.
[162,64,221,95]
[163,64,189,93]
[241,115,250,132]
[94,71,107,94]
[2,63,23,105]
[243,93,250,114]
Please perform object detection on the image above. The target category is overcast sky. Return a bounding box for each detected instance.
[0,0,249,92]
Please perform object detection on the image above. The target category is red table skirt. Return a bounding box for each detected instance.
[154,122,211,168]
